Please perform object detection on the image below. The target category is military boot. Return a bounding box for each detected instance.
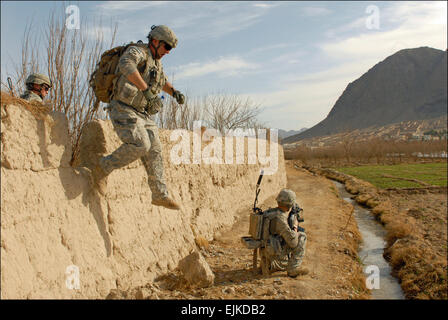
[152,196,180,210]
[287,267,309,278]
[76,166,94,187]
[76,165,108,196]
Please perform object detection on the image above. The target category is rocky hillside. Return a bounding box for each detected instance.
[284,115,447,148]
[284,47,447,143]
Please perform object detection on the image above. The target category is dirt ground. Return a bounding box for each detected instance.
[108,161,370,300]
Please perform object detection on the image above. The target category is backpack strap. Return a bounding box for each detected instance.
[261,208,281,246]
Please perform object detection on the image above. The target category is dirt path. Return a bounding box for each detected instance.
[109,161,370,299]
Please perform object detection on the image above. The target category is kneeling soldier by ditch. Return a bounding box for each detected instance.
[261,189,308,277]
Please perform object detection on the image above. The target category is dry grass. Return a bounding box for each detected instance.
[357,188,446,299]
[1,91,50,122]
[299,163,447,299]
[366,190,446,299]
[386,239,447,299]
[384,217,415,246]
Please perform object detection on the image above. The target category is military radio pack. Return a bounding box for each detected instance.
[241,170,286,272]
[89,41,146,107]
[241,170,265,250]
[241,171,306,273]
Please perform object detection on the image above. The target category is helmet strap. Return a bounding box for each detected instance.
[148,38,162,59]
[31,84,44,98]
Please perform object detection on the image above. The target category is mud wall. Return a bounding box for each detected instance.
[1,103,286,299]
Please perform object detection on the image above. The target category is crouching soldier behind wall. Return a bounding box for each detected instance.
[82,25,185,210]
[20,73,52,103]
[261,189,308,278]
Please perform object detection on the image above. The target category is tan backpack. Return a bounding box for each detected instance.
[89,42,144,106]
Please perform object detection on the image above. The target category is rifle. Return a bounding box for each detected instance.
[7,77,15,97]
[288,203,305,232]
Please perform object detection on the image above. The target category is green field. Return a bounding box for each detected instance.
[335,163,448,189]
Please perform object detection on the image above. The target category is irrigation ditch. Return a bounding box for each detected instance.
[295,163,408,299]
[332,180,405,299]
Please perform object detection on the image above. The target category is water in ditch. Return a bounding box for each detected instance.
[333,181,405,299]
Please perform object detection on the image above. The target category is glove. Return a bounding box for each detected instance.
[172,89,185,105]
[142,87,163,114]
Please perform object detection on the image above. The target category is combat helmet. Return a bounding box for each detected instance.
[26,73,52,88]
[276,189,296,208]
[147,25,178,49]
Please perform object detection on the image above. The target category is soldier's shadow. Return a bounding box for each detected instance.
[82,189,113,258]
[56,120,113,258]
[57,168,113,258]
[211,267,285,287]
[36,116,52,169]
[212,267,259,287]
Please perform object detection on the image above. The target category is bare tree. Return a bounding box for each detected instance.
[285,135,448,167]
[205,94,262,134]
[337,130,356,165]
[157,90,206,131]
[157,92,264,134]
[2,8,117,165]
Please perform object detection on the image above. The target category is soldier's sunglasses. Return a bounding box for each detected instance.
[162,41,172,51]
[42,85,50,91]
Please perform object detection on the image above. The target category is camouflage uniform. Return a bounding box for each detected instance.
[261,189,307,277]
[265,208,307,275]
[20,73,52,103]
[99,44,169,200]
[20,90,43,103]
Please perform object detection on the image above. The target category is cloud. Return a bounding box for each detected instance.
[86,1,445,132]
[384,1,447,26]
[247,42,290,55]
[325,2,447,42]
[301,6,332,17]
[179,5,272,40]
[325,17,366,38]
[174,56,259,80]
[271,50,307,65]
[252,3,279,9]
[248,2,447,130]
[250,59,377,129]
[94,2,280,41]
[321,2,447,62]
[84,24,118,45]
[95,1,168,12]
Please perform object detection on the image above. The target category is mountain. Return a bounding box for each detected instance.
[278,128,307,140]
[284,47,447,144]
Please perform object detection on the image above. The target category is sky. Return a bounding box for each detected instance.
[1,1,447,131]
